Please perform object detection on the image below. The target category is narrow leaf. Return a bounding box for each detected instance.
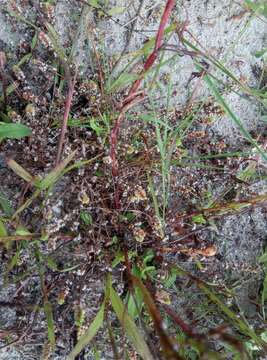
[5,249,21,276]
[12,151,77,219]
[87,0,101,8]
[0,83,18,102]
[44,301,56,348]
[45,22,67,63]
[39,151,76,190]
[0,122,31,140]
[0,234,40,243]
[0,191,13,217]
[262,274,267,303]
[0,219,7,237]
[109,285,154,360]
[107,7,125,16]
[66,302,105,360]
[12,189,41,219]
[204,74,267,161]
[106,73,139,93]
[3,8,39,30]
[132,276,182,359]
[198,281,265,348]
[0,219,9,249]
[172,264,266,350]
[255,48,267,58]
[31,31,38,50]
[258,251,267,264]
[7,158,35,183]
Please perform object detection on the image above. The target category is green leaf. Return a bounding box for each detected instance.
[112,250,136,268]
[198,280,265,348]
[143,250,154,265]
[44,301,56,348]
[15,226,32,237]
[46,257,58,271]
[0,112,12,123]
[245,0,266,16]
[16,53,32,68]
[112,251,125,268]
[106,73,139,93]
[12,151,77,219]
[0,83,19,102]
[5,249,20,274]
[107,6,125,16]
[31,31,38,50]
[66,302,105,360]
[89,118,104,137]
[258,251,267,264]
[255,48,267,58]
[245,0,261,11]
[204,74,267,161]
[0,219,7,237]
[0,191,13,217]
[87,0,101,8]
[127,289,143,319]
[236,162,256,181]
[38,150,76,190]
[3,8,39,30]
[80,211,93,226]
[109,285,153,360]
[140,266,155,280]
[261,330,267,343]
[131,276,180,358]
[192,214,206,225]
[45,22,67,63]
[58,264,80,273]
[262,274,267,303]
[0,122,32,141]
[124,211,135,222]
[163,268,177,288]
[74,306,86,328]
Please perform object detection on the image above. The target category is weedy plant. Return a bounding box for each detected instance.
[64,0,267,358]
[0,0,266,359]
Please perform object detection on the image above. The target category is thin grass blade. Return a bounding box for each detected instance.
[131,276,183,360]
[12,189,41,219]
[44,301,56,349]
[66,302,105,360]
[39,150,76,190]
[109,285,154,360]
[204,74,267,161]
[0,219,7,237]
[45,22,67,63]
[172,265,267,350]
[0,191,13,217]
[7,158,35,183]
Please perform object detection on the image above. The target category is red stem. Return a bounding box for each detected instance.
[128,0,175,97]
[110,0,175,209]
[56,72,77,165]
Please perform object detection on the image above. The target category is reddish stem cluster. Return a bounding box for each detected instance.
[110,0,176,209]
